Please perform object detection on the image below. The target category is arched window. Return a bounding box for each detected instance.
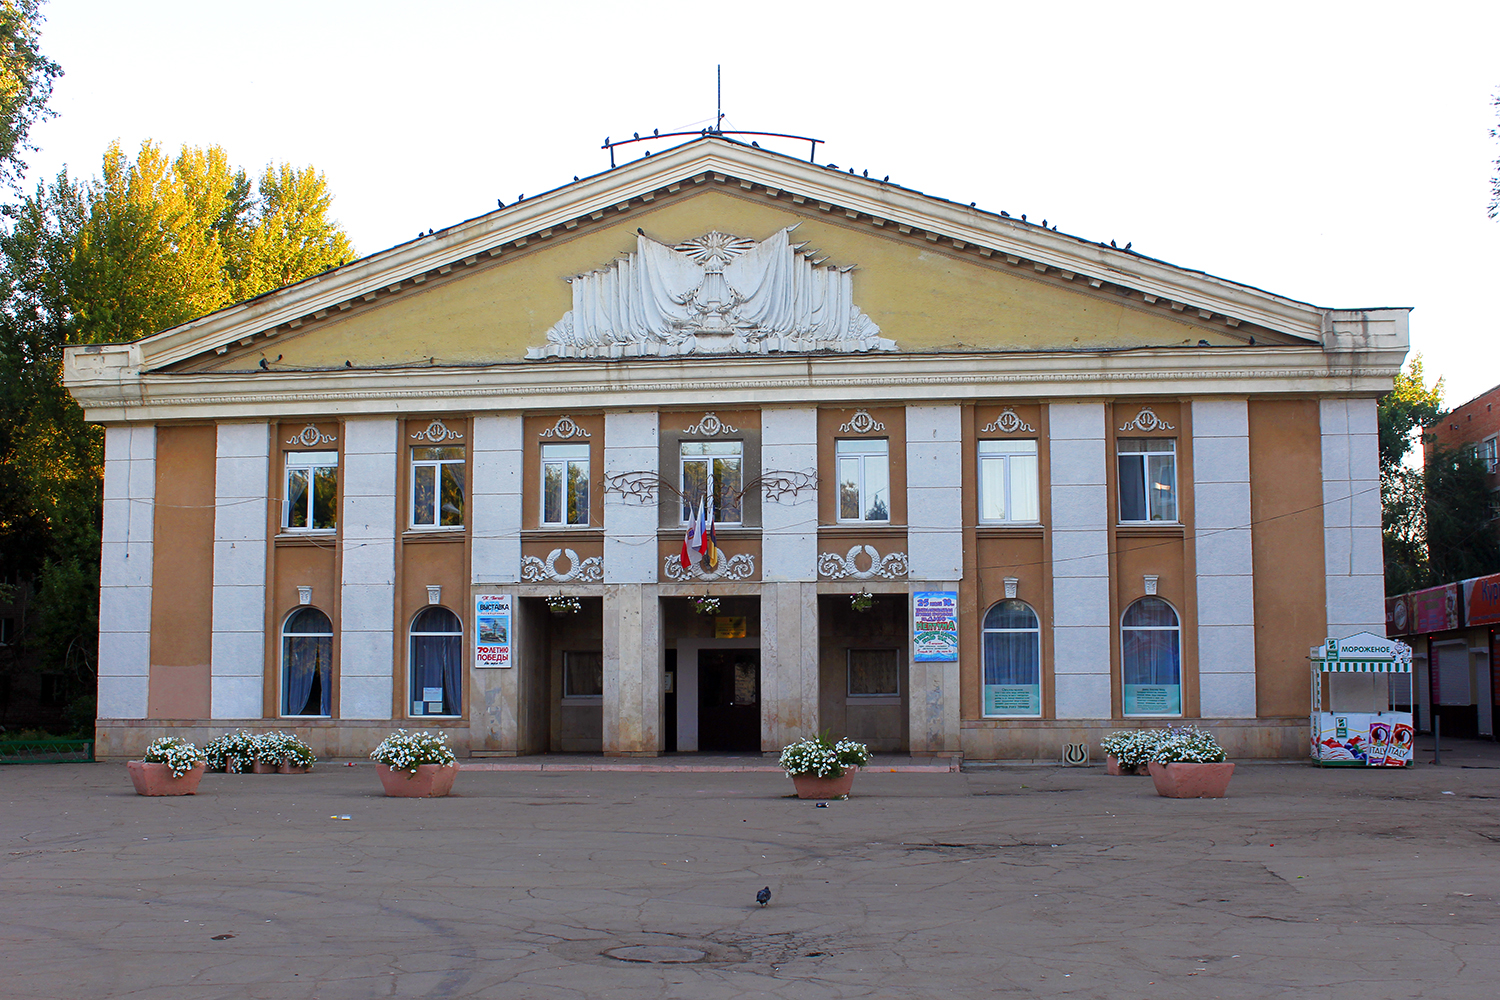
[410,607,463,717]
[982,600,1041,717]
[1121,597,1181,716]
[282,607,332,717]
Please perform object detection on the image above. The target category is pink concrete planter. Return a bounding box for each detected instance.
[790,769,857,799]
[1147,761,1236,798]
[127,761,206,796]
[251,760,279,774]
[278,760,311,774]
[1106,755,1143,776]
[376,763,458,797]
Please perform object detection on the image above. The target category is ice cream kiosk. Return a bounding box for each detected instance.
[1309,632,1414,767]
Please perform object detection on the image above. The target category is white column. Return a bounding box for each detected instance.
[760,407,818,581]
[905,405,963,581]
[1321,397,1386,711]
[98,425,155,720]
[602,583,660,753]
[603,411,658,584]
[471,414,522,584]
[1192,400,1256,718]
[1050,402,1111,718]
[210,422,270,719]
[339,418,397,719]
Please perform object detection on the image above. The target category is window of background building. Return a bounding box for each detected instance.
[284,451,337,531]
[563,650,604,699]
[409,607,463,716]
[1117,438,1177,522]
[0,616,14,645]
[1482,436,1498,475]
[541,443,590,526]
[836,438,890,523]
[680,440,743,524]
[981,600,1041,716]
[847,648,900,696]
[979,440,1040,523]
[1121,596,1181,716]
[411,446,465,528]
[281,607,333,717]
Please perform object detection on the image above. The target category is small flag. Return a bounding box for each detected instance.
[681,498,704,569]
[703,497,719,569]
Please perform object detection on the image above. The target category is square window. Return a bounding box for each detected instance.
[411,446,465,528]
[564,651,604,699]
[1483,437,1497,475]
[541,443,590,526]
[836,439,890,523]
[848,648,900,696]
[284,450,338,531]
[1117,438,1177,522]
[680,441,743,525]
[978,439,1040,523]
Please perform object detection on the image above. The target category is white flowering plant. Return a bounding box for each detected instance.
[691,596,721,616]
[546,594,581,614]
[778,733,871,778]
[260,731,316,769]
[1151,726,1228,764]
[370,729,457,776]
[205,730,261,773]
[1099,728,1166,768]
[142,737,205,779]
[850,590,874,613]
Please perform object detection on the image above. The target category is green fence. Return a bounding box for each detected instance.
[0,738,95,764]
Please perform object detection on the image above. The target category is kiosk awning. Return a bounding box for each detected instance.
[1313,659,1411,673]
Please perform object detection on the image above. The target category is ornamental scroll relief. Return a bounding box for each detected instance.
[981,409,1035,434]
[817,545,910,580]
[285,424,336,447]
[411,419,464,443]
[1119,407,1174,433]
[521,549,603,584]
[663,552,756,582]
[539,416,590,439]
[528,227,895,359]
[682,413,737,436]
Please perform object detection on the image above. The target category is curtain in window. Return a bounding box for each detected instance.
[411,607,463,715]
[282,608,332,716]
[1121,597,1181,715]
[981,600,1040,716]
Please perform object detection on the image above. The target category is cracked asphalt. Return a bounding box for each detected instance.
[3,754,1500,999]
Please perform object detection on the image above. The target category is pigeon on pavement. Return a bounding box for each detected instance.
[756,887,772,907]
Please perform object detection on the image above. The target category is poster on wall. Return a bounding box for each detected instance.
[984,684,1040,717]
[913,592,958,662]
[1123,684,1182,716]
[474,594,512,668]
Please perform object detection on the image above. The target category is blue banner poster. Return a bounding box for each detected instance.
[913,591,958,662]
[474,594,512,668]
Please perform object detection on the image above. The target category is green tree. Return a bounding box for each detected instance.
[0,139,353,727]
[1380,356,1444,594]
[1424,445,1500,585]
[0,1,61,193]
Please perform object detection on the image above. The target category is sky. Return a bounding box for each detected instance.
[19,1,1500,405]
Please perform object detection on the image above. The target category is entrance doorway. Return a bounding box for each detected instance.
[697,649,760,752]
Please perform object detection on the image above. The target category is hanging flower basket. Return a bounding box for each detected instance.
[850,589,874,613]
[691,596,721,616]
[546,593,581,615]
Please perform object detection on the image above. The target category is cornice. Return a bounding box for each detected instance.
[94,137,1404,375]
[69,347,1405,423]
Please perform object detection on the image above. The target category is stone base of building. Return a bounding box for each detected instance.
[960,718,1309,760]
[97,717,1313,762]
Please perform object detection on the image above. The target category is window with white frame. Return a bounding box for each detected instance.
[680,440,743,524]
[1121,597,1181,716]
[563,650,604,699]
[409,606,463,716]
[979,440,1040,523]
[284,451,337,531]
[1482,436,1498,475]
[847,648,900,697]
[281,607,332,717]
[836,438,890,523]
[541,443,590,526]
[1117,438,1177,522]
[411,446,465,528]
[982,600,1041,717]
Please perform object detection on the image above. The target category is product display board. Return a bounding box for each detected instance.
[1309,632,1414,767]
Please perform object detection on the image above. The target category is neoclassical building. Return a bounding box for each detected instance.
[66,136,1405,759]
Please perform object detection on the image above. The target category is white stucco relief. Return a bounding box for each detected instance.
[521,548,603,583]
[663,552,756,582]
[529,228,894,359]
[817,545,910,580]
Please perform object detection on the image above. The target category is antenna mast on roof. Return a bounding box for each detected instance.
[601,65,824,166]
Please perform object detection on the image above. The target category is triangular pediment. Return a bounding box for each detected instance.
[128,136,1352,374]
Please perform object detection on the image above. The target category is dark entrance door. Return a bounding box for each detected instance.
[698,649,760,752]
